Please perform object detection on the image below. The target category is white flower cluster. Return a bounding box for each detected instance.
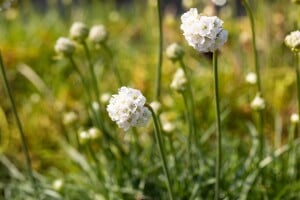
[285,30,300,52]
[212,0,227,6]
[107,87,151,131]
[245,72,257,85]
[70,22,89,41]
[166,43,184,61]
[180,8,228,52]
[89,25,108,44]
[170,68,187,92]
[251,94,265,111]
[290,113,299,124]
[54,37,75,56]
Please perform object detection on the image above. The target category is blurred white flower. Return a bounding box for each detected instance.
[285,30,300,52]
[166,43,184,61]
[251,94,265,110]
[70,22,89,41]
[92,101,100,111]
[79,130,90,144]
[150,101,162,114]
[245,72,257,85]
[107,87,151,131]
[54,37,75,56]
[100,93,111,104]
[290,113,299,124]
[162,122,176,133]
[52,179,64,191]
[89,25,108,44]
[63,111,78,125]
[170,68,187,92]
[180,8,228,52]
[212,0,227,6]
[88,127,101,139]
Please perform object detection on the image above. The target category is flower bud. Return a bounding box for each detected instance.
[245,72,257,85]
[251,94,265,111]
[284,30,300,52]
[290,113,299,124]
[100,93,111,104]
[89,25,108,44]
[52,179,64,191]
[70,22,89,42]
[79,130,90,144]
[166,43,184,61]
[54,37,75,56]
[88,127,101,140]
[170,68,187,92]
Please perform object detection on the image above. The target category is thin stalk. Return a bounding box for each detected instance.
[182,91,193,165]
[146,104,174,200]
[295,53,300,132]
[213,50,222,200]
[242,0,261,93]
[0,51,38,196]
[101,43,123,86]
[155,0,163,101]
[179,58,197,150]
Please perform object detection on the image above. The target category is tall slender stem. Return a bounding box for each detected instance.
[146,104,174,200]
[0,51,38,195]
[242,0,261,93]
[155,0,163,101]
[213,51,222,200]
[295,53,300,132]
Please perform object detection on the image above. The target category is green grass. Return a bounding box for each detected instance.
[0,0,300,199]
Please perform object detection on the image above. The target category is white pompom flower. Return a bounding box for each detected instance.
[107,87,151,131]
[70,22,89,42]
[89,25,108,44]
[54,37,75,56]
[285,30,300,52]
[170,68,187,92]
[245,72,257,85]
[180,8,228,52]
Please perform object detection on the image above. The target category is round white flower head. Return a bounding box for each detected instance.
[180,8,228,52]
[89,25,108,44]
[251,94,265,110]
[88,127,101,139]
[54,37,75,56]
[170,68,187,92]
[212,0,227,6]
[285,30,300,52]
[63,111,78,125]
[290,113,299,124]
[166,43,184,61]
[70,22,89,42]
[245,72,257,85]
[107,87,151,131]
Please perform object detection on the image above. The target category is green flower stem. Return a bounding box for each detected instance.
[288,124,296,178]
[242,0,264,161]
[242,0,261,93]
[178,58,197,152]
[213,50,222,200]
[146,104,174,200]
[295,53,300,131]
[155,0,163,101]
[101,43,123,86]
[0,51,38,196]
[182,91,193,164]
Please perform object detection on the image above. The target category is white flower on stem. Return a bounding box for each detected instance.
[52,179,64,191]
[170,68,187,92]
[284,30,300,52]
[290,113,299,124]
[88,127,101,139]
[166,43,184,61]
[180,8,228,52]
[70,22,89,42]
[251,94,265,110]
[211,0,227,6]
[107,87,151,131]
[89,25,108,44]
[54,37,75,56]
[245,72,257,85]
